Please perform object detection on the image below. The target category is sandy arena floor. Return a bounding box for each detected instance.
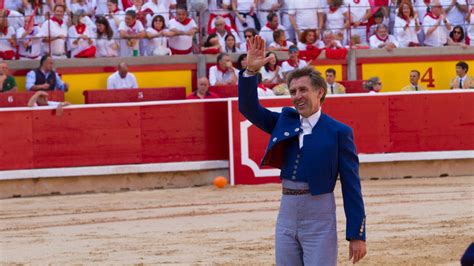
[0,176,473,265]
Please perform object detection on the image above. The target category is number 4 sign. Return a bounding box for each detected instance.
[421,67,435,88]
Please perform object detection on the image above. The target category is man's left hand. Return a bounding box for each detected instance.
[349,239,366,264]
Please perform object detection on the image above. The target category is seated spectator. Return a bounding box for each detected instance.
[369,24,399,51]
[222,34,241,53]
[325,68,346,94]
[27,91,70,115]
[316,31,343,49]
[119,10,146,57]
[212,16,241,49]
[368,8,389,37]
[207,0,233,33]
[168,6,198,55]
[240,28,258,52]
[186,77,220,99]
[201,33,222,54]
[394,0,421,48]
[365,77,382,93]
[146,15,172,56]
[26,55,69,91]
[324,0,350,45]
[401,70,426,91]
[95,16,120,57]
[347,34,369,49]
[279,45,308,79]
[68,10,96,58]
[236,53,248,71]
[41,4,68,58]
[0,62,17,92]
[232,0,260,41]
[107,62,138,89]
[260,52,283,85]
[423,0,452,47]
[297,29,319,51]
[126,0,151,27]
[70,0,96,18]
[209,53,237,86]
[447,26,468,48]
[16,15,43,60]
[257,75,276,97]
[268,29,293,51]
[259,12,287,48]
[0,14,16,60]
[450,61,473,89]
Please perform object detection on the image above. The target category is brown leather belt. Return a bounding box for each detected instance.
[282,187,310,195]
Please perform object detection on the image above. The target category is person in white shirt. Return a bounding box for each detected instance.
[316,30,343,49]
[207,0,234,32]
[2,9,24,30]
[440,0,468,27]
[288,0,323,38]
[119,10,146,56]
[146,15,172,55]
[208,53,238,86]
[17,15,43,60]
[68,11,96,58]
[467,4,474,46]
[369,24,399,50]
[142,0,176,26]
[423,0,452,47]
[279,45,308,79]
[213,16,241,49]
[268,29,294,51]
[232,0,260,41]
[21,0,49,25]
[96,0,124,16]
[347,0,371,44]
[0,15,16,60]
[105,0,126,37]
[297,29,319,50]
[260,51,283,85]
[107,62,139,89]
[259,12,288,48]
[70,0,97,18]
[41,4,68,58]
[168,6,198,55]
[364,76,382,93]
[221,34,242,53]
[323,0,350,45]
[280,0,295,42]
[394,0,421,47]
[257,0,281,26]
[94,16,120,57]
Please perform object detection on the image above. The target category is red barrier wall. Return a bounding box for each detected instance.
[83,87,187,104]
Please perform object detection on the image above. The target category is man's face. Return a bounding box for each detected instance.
[377,27,388,38]
[215,20,225,32]
[107,2,116,12]
[133,0,143,6]
[125,15,135,26]
[270,16,279,28]
[176,9,187,22]
[219,55,231,69]
[323,33,334,44]
[409,71,419,84]
[431,5,442,16]
[326,72,335,84]
[37,95,49,106]
[43,57,54,71]
[118,64,128,78]
[197,78,209,94]
[456,66,466,77]
[289,76,324,118]
[0,63,7,75]
[54,6,65,20]
[289,48,299,61]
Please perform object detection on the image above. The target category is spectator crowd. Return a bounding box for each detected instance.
[0,0,473,61]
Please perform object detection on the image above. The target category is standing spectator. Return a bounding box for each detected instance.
[105,0,125,37]
[41,4,68,58]
[16,15,43,60]
[146,15,171,56]
[107,62,138,89]
[70,0,96,18]
[288,0,323,38]
[1,8,25,30]
[423,0,452,47]
[467,4,474,47]
[26,55,69,91]
[369,24,399,50]
[260,51,282,85]
[207,0,234,33]
[316,30,343,49]
[95,16,120,57]
[142,0,176,27]
[212,16,241,49]
[297,29,319,50]
[68,11,96,58]
[21,0,48,25]
[222,34,241,53]
[324,0,351,45]
[279,45,307,79]
[259,12,287,47]
[447,26,468,48]
[187,77,220,99]
[268,29,293,51]
[364,76,382,93]
[257,0,281,26]
[325,68,346,94]
[201,33,222,54]
[240,27,258,51]
[168,6,197,55]
[208,53,238,86]
[0,62,18,93]
[97,0,124,16]
[401,70,426,91]
[280,0,295,42]
[440,0,468,27]
[119,10,146,56]
[0,14,17,60]
[348,0,371,44]
[232,0,261,41]
[368,8,390,37]
[394,0,421,47]
[450,61,473,89]
[236,53,248,71]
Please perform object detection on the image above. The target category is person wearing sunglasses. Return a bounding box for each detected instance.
[364,77,382,93]
[447,25,468,48]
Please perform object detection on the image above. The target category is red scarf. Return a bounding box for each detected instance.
[306,44,317,50]
[329,6,339,12]
[287,59,299,68]
[258,83,269,91]
[0,27,7,35]
[177,18,192,26]
[121,0,133,10]
[75,23,86,34]
[267,64,276,71]
[375,33,388,42]
[280,40,287,47]
[353,0,360,3]
[265,22,278,31]
[426,12,439,20]
[216,64,229,73]
[113,7,120,13]
[51,16,63,26]
[128,19,137,28]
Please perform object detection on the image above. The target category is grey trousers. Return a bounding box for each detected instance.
[276,182,337,266]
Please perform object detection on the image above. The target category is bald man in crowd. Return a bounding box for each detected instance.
[107,62,138,90]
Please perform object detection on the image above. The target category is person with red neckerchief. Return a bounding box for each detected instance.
[423,0,452,47]
[105,0,126,36]
[118,10,146,56]
[259,12,287,48]
[40,4,68,58]
[467,3,474,46]
[0,13,16,60]
[268,29,293,51]
[394,0,421,47]
[369,23,398,50]
[208,53,238,86]
[211,16,241,50]
[16,15,43,60]
[168,5,197,55]
[323,0,351,45]
[68,10,96,58]
[279,45,308,80]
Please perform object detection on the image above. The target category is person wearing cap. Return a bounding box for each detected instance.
[279,45,308,80]
[365,77,382,93]
[401,70,427,91]
[423,0,452,47]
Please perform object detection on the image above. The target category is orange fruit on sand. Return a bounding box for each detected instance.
[213,176,228,188]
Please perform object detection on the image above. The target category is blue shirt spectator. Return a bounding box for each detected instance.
[26,55,69,92]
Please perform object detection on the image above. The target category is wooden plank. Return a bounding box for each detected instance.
[0,111,33,170]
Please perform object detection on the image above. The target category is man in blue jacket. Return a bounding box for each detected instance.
[238,36,367,265]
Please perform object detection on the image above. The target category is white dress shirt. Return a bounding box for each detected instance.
[107,71,138,90]
[299,108,321,148]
